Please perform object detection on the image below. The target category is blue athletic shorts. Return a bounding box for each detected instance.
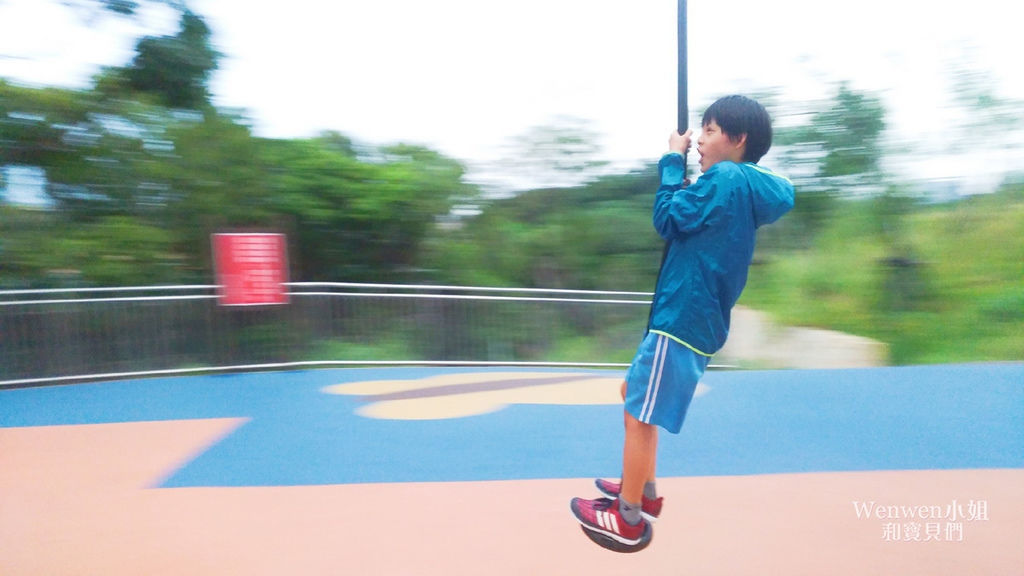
[623,331,710,434]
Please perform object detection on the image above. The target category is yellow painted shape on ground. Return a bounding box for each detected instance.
[323,372,709,421]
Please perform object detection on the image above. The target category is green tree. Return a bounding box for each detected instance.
[0,80,187,221]
[815,83,886,178]
[121,10,218,109]
[150,112,275,278]
[775,82,886,180]
[261,137,473,282]
[424,166,660,290]
[36,215,177,285]
[768,82,888,247]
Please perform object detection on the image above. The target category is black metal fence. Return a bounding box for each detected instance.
[0,283,655,387]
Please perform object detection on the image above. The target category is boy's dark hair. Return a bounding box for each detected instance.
[701,95,773,163]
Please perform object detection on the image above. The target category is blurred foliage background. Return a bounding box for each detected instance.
[1,2,1021,366]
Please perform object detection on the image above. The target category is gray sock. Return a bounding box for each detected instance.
[643,481,658,500]
[619,498,643,526]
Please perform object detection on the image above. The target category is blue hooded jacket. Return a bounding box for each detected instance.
[648,153,794,356]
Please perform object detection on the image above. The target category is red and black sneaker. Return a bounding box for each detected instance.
[594,479,663,521]
[570,496,652,553]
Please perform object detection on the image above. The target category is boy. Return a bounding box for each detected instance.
[570,95,794,552]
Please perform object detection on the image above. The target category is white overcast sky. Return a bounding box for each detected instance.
[1,0,1023,187]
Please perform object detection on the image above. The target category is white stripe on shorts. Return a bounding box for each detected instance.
[640,334,668,423]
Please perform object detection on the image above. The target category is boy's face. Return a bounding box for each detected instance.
[697,119,747,173]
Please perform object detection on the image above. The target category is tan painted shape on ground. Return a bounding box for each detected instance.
[1,420,1021,575]
[323,371,709,420]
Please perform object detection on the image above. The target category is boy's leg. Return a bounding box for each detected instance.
[575,333,706,550]
[619,379,658,496]
[621,410,657,504]
[571,408,657,552]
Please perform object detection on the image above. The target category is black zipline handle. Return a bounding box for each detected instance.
[648,0,687,332]
[677,0,689,140]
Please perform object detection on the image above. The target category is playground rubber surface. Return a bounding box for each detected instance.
[2,364,1022,574]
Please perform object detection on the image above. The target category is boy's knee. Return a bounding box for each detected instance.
[623,409,653,432]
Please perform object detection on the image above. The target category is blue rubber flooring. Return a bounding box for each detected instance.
[1,364,1021,487]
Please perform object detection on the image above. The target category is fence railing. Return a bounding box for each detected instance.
[0,282,671,387]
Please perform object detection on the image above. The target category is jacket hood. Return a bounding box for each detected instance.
[743,163,795,228]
